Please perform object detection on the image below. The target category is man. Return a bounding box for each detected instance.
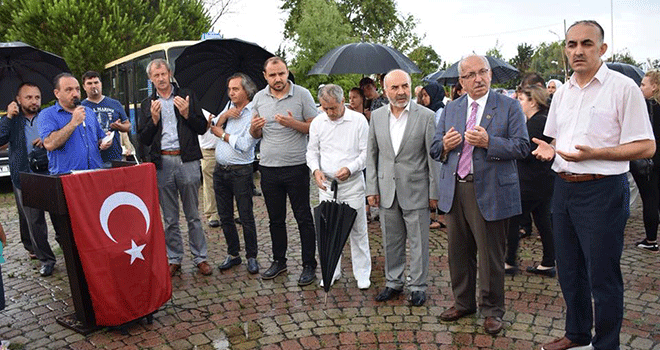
[307,84,371,289]
[430,55,529,334]
[211,73,260,274]
[366,69,437,306]
[137,58,212,276]
[198,107,220,229]
[360,77,388,120]
[249,57,318,286]
[39,73,112,174]
[81,71,131,167]
[533,21,654,350]
[0,83,56,276]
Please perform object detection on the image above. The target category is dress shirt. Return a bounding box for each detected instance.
[388,102,411,156]
[464,91,489,173]
[23,114,40,155]
[545,63,654,175]
[307,108,368,180]
[158,92,180,151]
[213,101,258,165]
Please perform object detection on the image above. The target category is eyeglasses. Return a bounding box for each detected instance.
[460,68,490,81]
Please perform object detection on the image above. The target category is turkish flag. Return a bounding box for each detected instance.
[60,163,171,326]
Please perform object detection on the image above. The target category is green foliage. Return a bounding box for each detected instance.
[408,45,442,88]
[530,41,567,81]
[607,49,640,66]
[509,43,535,74]
[486,41,504,60]
[2,0,210,78]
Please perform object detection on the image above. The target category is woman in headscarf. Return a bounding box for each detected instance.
[546,79,563,97]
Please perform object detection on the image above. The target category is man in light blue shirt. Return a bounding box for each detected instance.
[211,73,260,274]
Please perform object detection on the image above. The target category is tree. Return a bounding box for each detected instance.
[530,41,567,81]
[204,0,237,31]
[408,45,442,88]
[486,40,504,60]
[3,0,210,78]
[510,43,535,74]
[607,49,640,66]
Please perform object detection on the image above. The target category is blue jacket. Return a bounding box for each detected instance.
[0,112,35,189]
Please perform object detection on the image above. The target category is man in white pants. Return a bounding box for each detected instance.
[307,84,371,289]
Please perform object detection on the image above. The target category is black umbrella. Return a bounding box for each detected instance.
[313,180,357,294]
[0,42,70,110]
[439,56,520,84]
[606,62,645,86]
[174,38,282,115]
[423,70,444,83]
[308,42,421,75]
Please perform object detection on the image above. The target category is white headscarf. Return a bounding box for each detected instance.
[547,79,563,89]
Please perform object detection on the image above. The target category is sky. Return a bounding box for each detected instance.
[211,0,660,68]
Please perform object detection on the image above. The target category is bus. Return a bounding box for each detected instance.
[102,41,198,160]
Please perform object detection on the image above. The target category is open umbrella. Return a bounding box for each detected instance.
[423,70,444,83]
[174,38,283,115]
[308,42,421,75]
[606,62,645,86]
[0,42,70,111]
[313,180,357,295]
[439,56,519,85]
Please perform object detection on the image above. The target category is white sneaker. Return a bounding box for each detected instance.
[319,273,341,287]
[357,280,371,290]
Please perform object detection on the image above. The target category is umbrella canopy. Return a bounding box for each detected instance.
[174,38,280,115]
[439,56,519,85]
[313,180,357,293]
[606,62,645,86]
[422,70,444,83]
[0,42,70,110]
[308,42,421,75]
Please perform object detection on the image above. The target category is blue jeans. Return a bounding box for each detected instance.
[553,173,628,350]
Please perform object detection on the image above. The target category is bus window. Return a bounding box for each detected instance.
[135,54,151,103]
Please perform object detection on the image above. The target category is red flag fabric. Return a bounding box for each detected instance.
[60,163,171,326]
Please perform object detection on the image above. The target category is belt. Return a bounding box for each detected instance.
[557,172,609,183]
[456,174,474,183]
[217,163,251,171]
[161,150,181,156]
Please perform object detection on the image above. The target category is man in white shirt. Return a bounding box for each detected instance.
[307,84,371,290]
[534,20,655,350]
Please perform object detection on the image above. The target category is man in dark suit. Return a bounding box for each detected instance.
[430,55,529,334]
[366,69,437,306]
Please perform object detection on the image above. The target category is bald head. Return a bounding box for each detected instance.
[384,69,411,109]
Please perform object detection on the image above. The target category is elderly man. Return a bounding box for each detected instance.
[0,83,56,276]
[211,73,260,274]
[430,55,529,335]
[366,69,437,306]
[138,58,212,276]
[81,71,131,167]
[307,84,371,289]
[533,21,654,350]
[249,57,319,285]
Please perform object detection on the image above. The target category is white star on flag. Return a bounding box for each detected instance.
[124,240,146,264]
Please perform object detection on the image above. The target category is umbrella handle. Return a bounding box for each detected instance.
[331,180,338,201]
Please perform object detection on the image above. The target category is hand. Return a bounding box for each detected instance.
[429,199,438,210]
[151,100,162,125]
[464,125,489,148]
[223,107,241,120]
[531,138,555,161]
[250,113,266,136]
[6,101,19,119]
[109,119,123,130]
[100,136,112,150]
[71,106,86,126]
[367,195,380,207]
[274,111,296,128]
[557,144,596,162]
[173,95,190,119]
[210,124,224,139]
[334,167,351,181]
[442,127,462,152]
[32,138,43,148]
[313,170,327,191]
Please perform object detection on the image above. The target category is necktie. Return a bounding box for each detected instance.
[457,101,479,178]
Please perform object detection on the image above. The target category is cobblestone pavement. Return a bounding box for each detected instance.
[0,176,658,350]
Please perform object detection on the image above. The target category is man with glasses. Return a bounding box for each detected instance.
[430,55,529,335]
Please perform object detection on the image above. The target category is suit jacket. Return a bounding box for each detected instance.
[366,101,437,210]
[0,111,34,189]
[430,91,529,221]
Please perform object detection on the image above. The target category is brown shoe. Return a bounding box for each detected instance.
[439,306,476,322]
[541,337,593,350]
[169,263,181,276]
[484,316,503,335]
[197,261,212,276]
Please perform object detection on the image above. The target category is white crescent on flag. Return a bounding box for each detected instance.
[99,192,151,243]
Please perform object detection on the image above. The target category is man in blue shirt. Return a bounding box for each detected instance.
[39,73,112,174]
[211,73,260,274]
[81,71,130,167]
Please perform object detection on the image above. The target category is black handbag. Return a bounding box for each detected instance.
[630,158,654,180]
[28,147,49,174]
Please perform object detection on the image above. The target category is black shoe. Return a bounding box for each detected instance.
[208,220,220,228]
[39,264,54,277]
[375,287,402,302]
[409,291,427,306]
[218,255,242,271]
[526,265,557,277]
[261,260,287,279]
[298,265,316,286]
[637,239,659,252]
[253,188,262,196]
[247,258,260,274]
[504,265,518,276]
[235,217,242,225]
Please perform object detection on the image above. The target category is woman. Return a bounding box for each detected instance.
[632,70,660,252]
[451,81,464,100]
[419,82,446,229]
[546,79,563,97]
[348,87,366,118]
[505,85,556,276]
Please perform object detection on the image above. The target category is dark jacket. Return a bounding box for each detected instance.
[648,99,660,168]
[517,111,554,200]
[0,111,38,189]
[137,85,207,168]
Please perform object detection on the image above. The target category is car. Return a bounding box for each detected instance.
[0,145,9,179]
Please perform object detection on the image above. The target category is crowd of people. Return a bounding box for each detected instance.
[0,19,658,350]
